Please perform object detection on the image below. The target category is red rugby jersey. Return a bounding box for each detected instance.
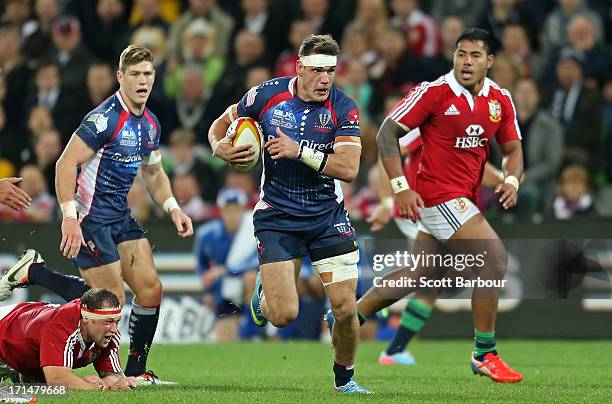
[388,72,521,207]
[0,300,122,381]
[399,128,423,189]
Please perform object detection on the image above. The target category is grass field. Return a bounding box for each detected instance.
[29,340,612,403]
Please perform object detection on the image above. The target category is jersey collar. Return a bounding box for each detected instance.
[116,90,146,117]
[445,71,491,111]
[288,76,297,96]
[445,71,491,98]
[116,90,129,112]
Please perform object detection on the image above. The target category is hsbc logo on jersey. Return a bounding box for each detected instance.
[465,125,484,136]
[455,125,487,148]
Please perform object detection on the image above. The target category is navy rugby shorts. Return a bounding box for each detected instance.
[76,210,145,269]
[253,203,358,265]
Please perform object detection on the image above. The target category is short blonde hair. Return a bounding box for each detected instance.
[119,45,154,72]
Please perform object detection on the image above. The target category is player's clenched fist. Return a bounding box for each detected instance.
[394,189,424,222]
[60,217,86,259]
[170,209,193,238]
[495,183,518,209]
[266,127,299,160]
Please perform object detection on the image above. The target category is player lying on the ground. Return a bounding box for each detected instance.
[0,287,136,390]
[0,249,171,386]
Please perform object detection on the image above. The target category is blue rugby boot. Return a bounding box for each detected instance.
[250,271,268,327]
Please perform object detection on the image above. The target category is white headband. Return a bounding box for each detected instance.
[81,306,122,320]
[300,54,337,67]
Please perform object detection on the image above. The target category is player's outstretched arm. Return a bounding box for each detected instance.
[141,155,193,237]
[44,366,116,390]
[495,140,524,209]
[377,118,423,221]
[208,104,255,165]
[0,177,31,210]
[56,135,96,258]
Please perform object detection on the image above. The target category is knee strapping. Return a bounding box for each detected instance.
[312,250,359,286]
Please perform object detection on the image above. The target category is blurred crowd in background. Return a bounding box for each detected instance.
[1,0,611,342]
[0,0,610,225]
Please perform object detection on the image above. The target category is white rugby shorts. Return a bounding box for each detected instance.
[417,197,480,240]
[394,217,419,239]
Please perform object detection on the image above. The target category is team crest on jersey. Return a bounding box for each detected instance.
[86,350,100,364]
[319,112,331,127]
[148,127,155,142]
[314,109,333,132]
[86,113,108,133]
[488,100,502,123]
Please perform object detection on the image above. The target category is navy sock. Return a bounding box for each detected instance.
[124,302,160,377]
[386,299,433,355]
[28,263,90,301]
[386,328,417,355]
[474,329,497,359]
[333,362,354,387]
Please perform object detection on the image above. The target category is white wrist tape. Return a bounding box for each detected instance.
[298,145,328,172]
[60,200,77,219]
[143,151,162,165]
[225,105,236,122]
[391,176,410,194]
[162,197,180,214]
[504,175,520,191]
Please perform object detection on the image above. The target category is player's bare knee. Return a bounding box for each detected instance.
[149,278,163,301]
[330,298,356,325]
[481,247,508,280]
[135,278,162,306]
[269,315,294,328]
[149,279,163,303]
[268,305,298,327]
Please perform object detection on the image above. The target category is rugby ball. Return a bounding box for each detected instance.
[226,117,263,172]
